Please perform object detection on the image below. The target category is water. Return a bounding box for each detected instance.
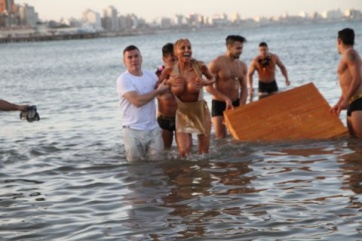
[1,21,362,240]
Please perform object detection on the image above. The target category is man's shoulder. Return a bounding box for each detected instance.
[143,70,158,80]
[237,60,247,68]
[213,55,228,62]
[117,71,129,82]
[270,53,278,60]
[252,55,261,61]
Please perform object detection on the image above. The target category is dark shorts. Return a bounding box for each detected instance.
[259,80,278,94]
[211,99,240,117]
[157,115,176,131]
[347,97,362,117]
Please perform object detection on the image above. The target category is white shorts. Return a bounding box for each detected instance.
[123,127,163,163]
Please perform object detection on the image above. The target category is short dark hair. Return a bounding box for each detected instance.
[226,35,247,46]
[162,43,174,57]
[338,28,355,46]
[123,45,139,55]
[259,42,268,47]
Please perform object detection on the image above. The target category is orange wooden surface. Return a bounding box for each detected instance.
[224,82,348,141]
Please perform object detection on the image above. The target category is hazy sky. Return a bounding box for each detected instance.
[17,0,362,22]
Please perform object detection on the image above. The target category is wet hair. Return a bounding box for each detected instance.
[123,45,139,55]
[162,43,174,57]
[226,35,247,46]
[259,42,268,47]
[338,28,355,46]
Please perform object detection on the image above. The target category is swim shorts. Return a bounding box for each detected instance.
[258,80,278,94]
[211,99,240,117]
[347,96,362,117]
[157,115,176,131]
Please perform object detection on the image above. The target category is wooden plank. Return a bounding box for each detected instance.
[224,82,348,141]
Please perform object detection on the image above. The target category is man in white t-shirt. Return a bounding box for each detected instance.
[117,45,169,162]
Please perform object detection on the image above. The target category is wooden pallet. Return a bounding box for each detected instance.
[224,82,348,141]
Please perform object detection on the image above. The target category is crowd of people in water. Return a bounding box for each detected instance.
[115,27,362,162]
[2,28,361,163]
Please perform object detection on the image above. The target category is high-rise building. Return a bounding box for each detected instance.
[0,0,14,13]
[103,6,118,31]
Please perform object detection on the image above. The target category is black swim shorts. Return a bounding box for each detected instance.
[258,80,278,94]
[211,99,240,117]
[347,97,362,117]
[157,115,176,131]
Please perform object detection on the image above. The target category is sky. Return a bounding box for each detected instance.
[17,0,362,22]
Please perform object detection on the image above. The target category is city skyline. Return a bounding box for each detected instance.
[17,0,362,22]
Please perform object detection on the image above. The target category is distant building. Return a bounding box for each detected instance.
[102,6,118,31]
[322,9,343,19]
[188,13,203,28]
[18,4,38,27]
[345,8,362,20]
[253,15,270,24]
[0,0,17,27]
[311,11,323,20]
[0,0,14,13]
[230,12,241,24]
[211,13,228,26]
[82,9,103,31]
[118,14,138,31]
[173,14,188,27]
[160,17,172,28]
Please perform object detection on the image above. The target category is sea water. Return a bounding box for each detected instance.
[0,20,361,240]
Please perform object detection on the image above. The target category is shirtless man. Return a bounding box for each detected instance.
[330,28,362,138]
[159,38,215,157]
[155,43,178,149]
[248,42,290,98]
[206,35,248,138]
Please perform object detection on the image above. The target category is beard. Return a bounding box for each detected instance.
[233,54,240,59]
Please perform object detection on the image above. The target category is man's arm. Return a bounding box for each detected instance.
[0,99,29,111]
[247,60,257,94]
[330,95,344,116]
[239,62,248,105]
[123,81,168,108]
[205,60,233,109]
[275,55,290,86]
[340,50,362,109]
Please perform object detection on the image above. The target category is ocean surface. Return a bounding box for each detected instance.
[1,20,362,240]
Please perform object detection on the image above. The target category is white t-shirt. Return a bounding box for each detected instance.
[117,70,159,130]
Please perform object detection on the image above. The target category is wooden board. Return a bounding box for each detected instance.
[224,82,348,141]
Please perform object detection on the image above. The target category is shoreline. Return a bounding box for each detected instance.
[0,19,358,44]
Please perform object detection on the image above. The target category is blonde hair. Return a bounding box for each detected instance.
[174,38,191,54]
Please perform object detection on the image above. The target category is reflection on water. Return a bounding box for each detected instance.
[1,21,362,240]
[0,136,362,240]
